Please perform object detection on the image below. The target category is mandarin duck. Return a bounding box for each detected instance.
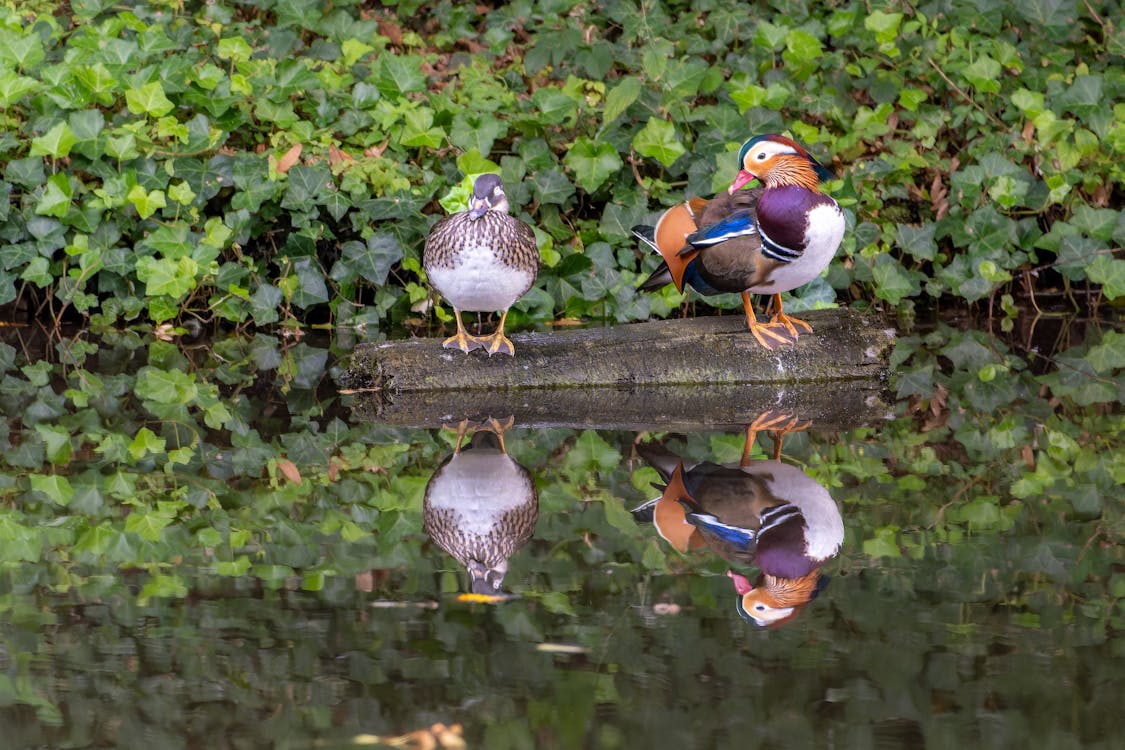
[632,412,843,627]
[635,134,845,349]
[422,419,538,597]
[423,174,539,356]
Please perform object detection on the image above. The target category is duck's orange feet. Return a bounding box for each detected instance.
[442,310,484,354]
[766,293,813,338]
[477,310,516,356]
[742,291,796,349]
[741,410,805,465]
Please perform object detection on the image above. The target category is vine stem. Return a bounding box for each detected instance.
[926,58,1005,128]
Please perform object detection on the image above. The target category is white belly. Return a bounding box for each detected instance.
[753,203,845,294]
[426,452,532,535]
[428,243,533,312]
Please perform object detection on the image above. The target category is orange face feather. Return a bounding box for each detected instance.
[728,569,822,627]
[730,135,826,193]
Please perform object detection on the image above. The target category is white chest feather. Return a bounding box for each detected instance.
[754,203,845,294]
[427,242,534,313]
[757,461,844,562]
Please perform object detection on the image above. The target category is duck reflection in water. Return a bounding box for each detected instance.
[423,418,538,601]
[633,412,843,627]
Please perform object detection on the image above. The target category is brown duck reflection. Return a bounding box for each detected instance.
[422,419,538,598]
[633,412,843,627]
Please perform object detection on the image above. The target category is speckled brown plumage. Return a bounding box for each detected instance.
[422,174,539,356]
[421,429,539,594]
[423,211,538,275]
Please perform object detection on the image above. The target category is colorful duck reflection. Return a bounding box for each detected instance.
[633,412,844,627]
[422,418,538,601]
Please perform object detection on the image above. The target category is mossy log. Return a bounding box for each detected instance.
[342,309,895,431]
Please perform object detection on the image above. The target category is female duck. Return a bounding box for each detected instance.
[423,174,539,356]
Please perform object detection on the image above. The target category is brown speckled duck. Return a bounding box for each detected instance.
[422,421,538,596]
[423,174,539,356]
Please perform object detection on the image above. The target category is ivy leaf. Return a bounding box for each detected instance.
[128,427,166,460]
[374,54,425,97]
[136,256,198,300]
[30,474,74,506]
[1016,0,1075,30]
[135,367,199,406]
[29,122,77,158]
[35,173,73,218]
[563,137,623,193]
[1085,331,1125,373]
[34,424,72,465]
[127,185,167,219]
[1085,254,1125,300]
[896,223,937,261]
[0,69,40,106]
[343,233,403,286]
[632,118,686,168]
[125,81,175,117]
[602,77,641,128]
[872,253,920,305]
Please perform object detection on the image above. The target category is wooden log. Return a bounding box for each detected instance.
[347,381,893,433]
[341,309,895,431]
[344,309,893,391]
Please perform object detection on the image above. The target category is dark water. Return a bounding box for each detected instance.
[0,326,1120,749]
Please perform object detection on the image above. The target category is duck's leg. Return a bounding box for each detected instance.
[766,293,813,338]
[485,415,515,453]
[740,410,799,466]
[442,309,484,354]
[441,419,474,453]
[766,415,811,461]
[476,310,516,357]
[741,291,795,349]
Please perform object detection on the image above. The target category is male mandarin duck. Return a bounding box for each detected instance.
[635,134,845,349]
[632,412,843,627]
[423,174,539,356]
[422,419,538,598]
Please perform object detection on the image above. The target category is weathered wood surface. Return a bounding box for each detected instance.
[342,309,895,431]
[347,380,892,433]
[344,309,894,392]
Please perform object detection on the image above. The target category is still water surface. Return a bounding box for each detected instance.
[0,328,1120,749]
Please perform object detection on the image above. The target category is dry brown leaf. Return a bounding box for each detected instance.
[1021,444,1036,470]
[275,143,302,174]
[930,171,949,220]
[276,458,302,485]
[355,570,374,593]
[364,139,389,159]
[377,16,404,46]
[328,144,354,166]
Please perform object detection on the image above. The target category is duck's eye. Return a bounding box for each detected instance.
[756,152,767,160]
[754,604,767,611]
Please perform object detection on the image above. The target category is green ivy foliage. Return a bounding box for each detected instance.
[0,0,1121,333]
